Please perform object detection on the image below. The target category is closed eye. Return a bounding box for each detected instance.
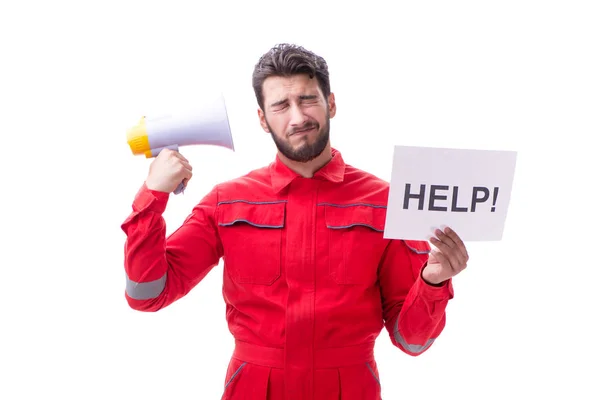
[272,104,289,112]
[299,95,318,103]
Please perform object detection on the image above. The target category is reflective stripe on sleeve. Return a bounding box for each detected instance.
[125,273,166,300]
[394,329,435,354]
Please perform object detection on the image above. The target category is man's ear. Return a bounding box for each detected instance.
[258,108,270,133]
[328,93,337,118]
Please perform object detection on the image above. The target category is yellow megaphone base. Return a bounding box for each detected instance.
[126,117,151,156]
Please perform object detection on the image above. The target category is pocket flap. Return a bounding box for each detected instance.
[218,201,286,229]
[324,204,386,232]
[403,240,431,254]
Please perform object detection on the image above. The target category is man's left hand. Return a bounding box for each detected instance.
[422,226,469,285]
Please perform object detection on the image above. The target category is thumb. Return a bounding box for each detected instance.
[428,250,441,264]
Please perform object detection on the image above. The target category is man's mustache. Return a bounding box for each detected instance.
[289,123,318,136]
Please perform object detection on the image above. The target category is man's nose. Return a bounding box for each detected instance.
[289,104,308,126]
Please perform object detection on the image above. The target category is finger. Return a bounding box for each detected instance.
[167,155,192,172]
[435,228,465,266]
[435,228,456,249]
[429,236,461,272]
[434,229,467,267]
[428,246,452,271]
[157,148,172,158]
[162,148,189,163]
[172,151,190,163]
[442,227,469,261]
[179,170,193,189]
[430,237,453,264]
[179,159,193,172]
[181,165,193,180]
[176,162,193,178]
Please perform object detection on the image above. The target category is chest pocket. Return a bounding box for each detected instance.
[217,201,286,285]
[324,204,387,285]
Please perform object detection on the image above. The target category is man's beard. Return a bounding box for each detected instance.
[266,116,330,163]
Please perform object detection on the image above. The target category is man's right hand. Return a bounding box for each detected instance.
[145,149,193,193]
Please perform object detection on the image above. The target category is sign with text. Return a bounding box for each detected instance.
[384,145,518,241]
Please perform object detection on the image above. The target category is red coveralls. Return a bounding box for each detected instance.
[121,148,454,400]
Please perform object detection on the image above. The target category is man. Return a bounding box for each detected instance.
[121,43,469,400]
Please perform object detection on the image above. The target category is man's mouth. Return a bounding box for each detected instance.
[290,125,317,136]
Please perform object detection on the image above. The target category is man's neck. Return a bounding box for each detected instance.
[278,144,332,178]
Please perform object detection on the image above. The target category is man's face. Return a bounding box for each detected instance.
[258,74,336,162]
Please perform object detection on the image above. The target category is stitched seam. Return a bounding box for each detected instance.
[217,200,287,205]
[317,202,386,209]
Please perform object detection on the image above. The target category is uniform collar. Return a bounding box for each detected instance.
[270,147,346,193]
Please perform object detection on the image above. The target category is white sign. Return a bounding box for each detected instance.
[384,145,518,241]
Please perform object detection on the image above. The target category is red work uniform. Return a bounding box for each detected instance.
[121,148,454,400]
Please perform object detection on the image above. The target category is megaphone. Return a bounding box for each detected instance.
[126,93,234,194]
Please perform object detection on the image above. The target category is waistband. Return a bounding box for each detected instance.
[232,340,375,369]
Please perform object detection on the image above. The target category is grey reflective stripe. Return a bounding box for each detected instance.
[317,202,387,209]
[394,324,435,354]
[225,362,246,388]
[365,363,380,386]
[217,200,287,205]
[319,202,385,231]
[125,273,166,300]
[404,241,430,254]
[218,219,283,228]
[327,223,383,232]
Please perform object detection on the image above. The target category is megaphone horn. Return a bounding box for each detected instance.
[126,93,234,194]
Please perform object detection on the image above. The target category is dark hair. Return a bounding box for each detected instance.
[252,43,331,110]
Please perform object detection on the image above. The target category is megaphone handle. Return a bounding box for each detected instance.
[173,181,185,195]
[153,144,184,195]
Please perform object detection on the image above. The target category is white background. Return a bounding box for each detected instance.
[1,1,598,399]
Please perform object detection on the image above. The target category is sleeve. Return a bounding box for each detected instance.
[120,182,223,312]
[378,239,454,356]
